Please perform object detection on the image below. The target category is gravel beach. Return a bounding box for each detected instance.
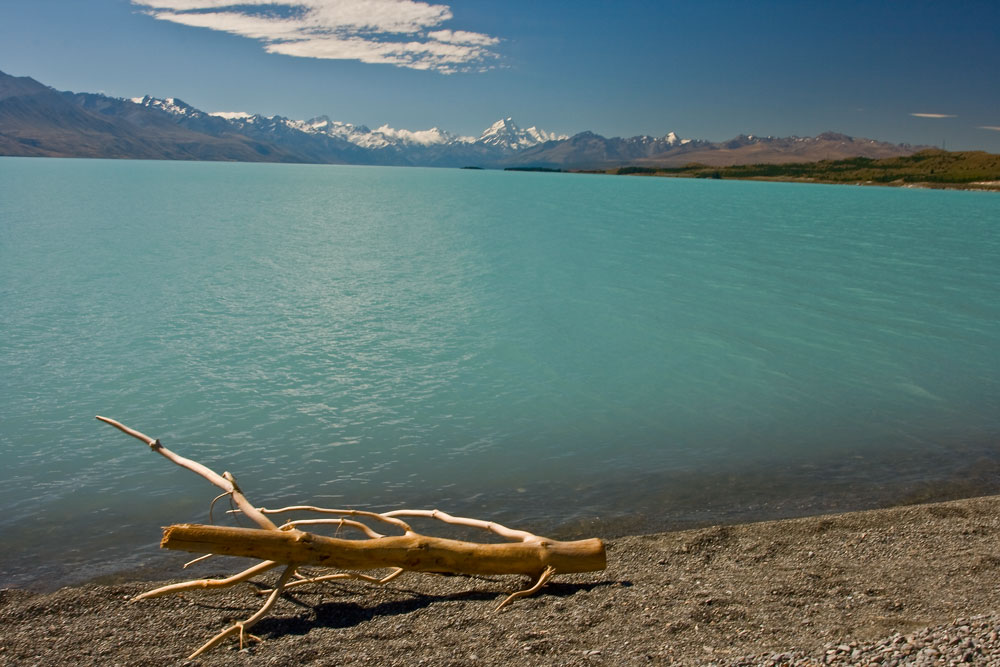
[3,494,1000,666]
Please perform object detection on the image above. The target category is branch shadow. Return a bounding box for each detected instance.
[248,577,620,639]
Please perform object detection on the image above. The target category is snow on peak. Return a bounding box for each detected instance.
[373,124,455,146]
[482,116,518,135]
[304,115,334,130]
[297,115,562,150]
[210,111,253,120]
[126,96,565,153]
[477,117,566,149]
[130,96,199,117]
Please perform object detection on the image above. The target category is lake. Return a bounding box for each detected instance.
[1,157,998,589]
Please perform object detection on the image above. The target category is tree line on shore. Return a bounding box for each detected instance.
[613,150,1000,187]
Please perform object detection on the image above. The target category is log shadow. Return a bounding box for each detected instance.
[250,578,618,638]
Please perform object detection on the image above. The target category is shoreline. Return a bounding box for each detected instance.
[7,455,1000,594]
[4,494,1000,665]
[572,149,1000,191]
[579,170,1000,192]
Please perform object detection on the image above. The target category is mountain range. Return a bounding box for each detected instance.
[0,70,924,169]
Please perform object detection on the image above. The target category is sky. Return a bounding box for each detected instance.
[2,0,999,151]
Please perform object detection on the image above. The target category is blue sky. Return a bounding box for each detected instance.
[2,0,999,150]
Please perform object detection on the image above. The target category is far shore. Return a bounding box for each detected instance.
[4,493,1000,665]
[604,172,1000,192]
[565,168,1000,192]
[562,148,1000,192]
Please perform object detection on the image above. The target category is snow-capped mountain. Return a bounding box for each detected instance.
[127,97,566,160]
[130,95,571,165]
[131,95,203,118]
[664,131,684,145]
[477,117,567,150]
[201,109,562,153]
[122,93,716,167]
[0,69,925,167]
[283,115,469,149]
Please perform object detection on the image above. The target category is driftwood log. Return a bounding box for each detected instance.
[96,416,607,658]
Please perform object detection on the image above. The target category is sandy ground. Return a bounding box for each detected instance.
[3,494,1000,666]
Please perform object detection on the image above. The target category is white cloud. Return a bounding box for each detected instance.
[909,113,957,119]
[979,126,1000,132]
[131,0,500,72]
[427,29,500,46]
[150,10,307,41]
[266,34,494,73]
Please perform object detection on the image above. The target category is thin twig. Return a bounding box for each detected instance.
[383,508,536,542]
[208,491,231,525]
[257,505,412,532]
[96,416,277,530]
[183,553,215,569]
[279,518,385,539]
[187,564,297,659]
[260,567,405,593]
[135,560,281,600]
[495,566,556,611]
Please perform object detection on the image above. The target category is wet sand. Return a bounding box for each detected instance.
[3,494,1000,665]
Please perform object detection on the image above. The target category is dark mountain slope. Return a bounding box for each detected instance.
[0,71,308,162]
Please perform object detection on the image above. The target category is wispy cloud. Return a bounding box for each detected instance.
[909,113,957,119]
[979,126,1000,132]
[130,0,500,73]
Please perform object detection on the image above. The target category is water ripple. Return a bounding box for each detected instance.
[1,160,998,589]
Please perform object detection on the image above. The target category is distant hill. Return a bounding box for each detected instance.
[1,69,930,169]
[509,131,924,170]
[612,151,1000,189]
[0,71,303,162]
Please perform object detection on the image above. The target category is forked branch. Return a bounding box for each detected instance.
[96,416,606,658]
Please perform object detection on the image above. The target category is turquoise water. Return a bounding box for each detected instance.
[1,157,998,589]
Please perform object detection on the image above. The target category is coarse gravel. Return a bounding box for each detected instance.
[2,494,1000,666]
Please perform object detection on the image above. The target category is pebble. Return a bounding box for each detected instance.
[725,614,1000,666]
